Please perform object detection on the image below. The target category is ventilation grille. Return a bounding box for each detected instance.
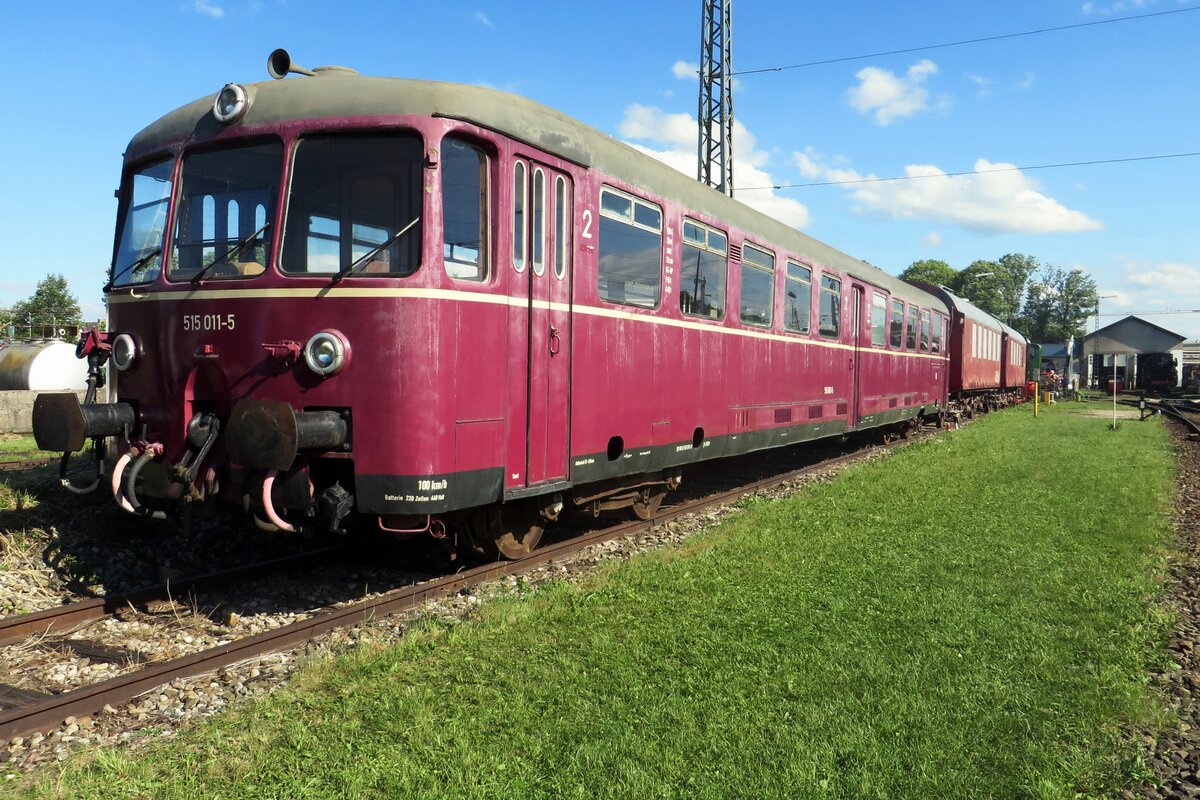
[808,405,823,419]
[728,243,743,263]
[774,408,793,424]
[836,403,848,416]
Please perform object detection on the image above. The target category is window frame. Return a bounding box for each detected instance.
[554,175,570,281]
[739,242,776,328]
[870,291,887,347]
[783,259,812,334]
[597,185,663,309]
[680,218,728,321]
[889,298,905,349]
[441,135,489,283]
[531,167,546,277]
[818,273,841,339]
[172,137,285,282]
[512,160,527,273]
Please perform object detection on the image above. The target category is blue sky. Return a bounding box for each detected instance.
[1,0,1198,341]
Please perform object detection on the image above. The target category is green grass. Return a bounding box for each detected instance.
[0,434,39,462]
[14,405,1178,799]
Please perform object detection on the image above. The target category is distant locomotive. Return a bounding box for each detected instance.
[33,50,1023,558]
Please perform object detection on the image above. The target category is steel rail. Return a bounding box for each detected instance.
[0,545,350,647]
[0,458,56,473]
[0,441,898,743]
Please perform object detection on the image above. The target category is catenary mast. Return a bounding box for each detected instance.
[698,0,734,196]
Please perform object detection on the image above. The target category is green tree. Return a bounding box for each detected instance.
[949,255,1040,329]
[951,260,1004,317]
[10,274,82,338]
[996,253,1040,332]
[899,259,957,287]
[1022,267,1098,342]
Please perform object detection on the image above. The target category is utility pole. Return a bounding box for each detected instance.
[698,0,734,196]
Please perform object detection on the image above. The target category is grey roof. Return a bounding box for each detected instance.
[127,68,944,311]
[904,282,1025,345]
[1081,316,1187,354]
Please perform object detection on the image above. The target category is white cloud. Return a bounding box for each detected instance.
[924,232,943,246]
[473,11,494,28]
[967,74,991,97]
[618,103,810,229]
[1125,260,1200,294]
[672,61,699,80]
[1082,0,1154,16]
[793,150,1103,235]
[1013,71,1036,91]
[192,0,224,18]
[848,59,939,126]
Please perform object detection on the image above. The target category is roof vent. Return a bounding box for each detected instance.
[313,65,359,76]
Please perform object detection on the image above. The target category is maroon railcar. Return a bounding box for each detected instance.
[908,283,1026,413]
[34,51,951,557]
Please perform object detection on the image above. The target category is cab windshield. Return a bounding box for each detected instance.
[111,157,173,288]
[280,132,423,276]
[169,141,283,282]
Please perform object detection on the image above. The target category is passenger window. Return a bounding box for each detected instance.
[920,310,931,352]
[890,298,905,348]
[680,220,727,319]
[784,261,811,333]
[512,162,526,272]
[598,187,662,307]
[931,314,942,354]
[871,292,887,346]
[906,306,919,350]
[441,138,488,281]
[740,244,775,327]
[819,275,841,338]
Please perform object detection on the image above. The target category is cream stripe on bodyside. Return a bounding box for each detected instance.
[108,286,948,361]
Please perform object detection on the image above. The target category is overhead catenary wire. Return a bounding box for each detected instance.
[732,6,1200,76]
[737,151,1200,191]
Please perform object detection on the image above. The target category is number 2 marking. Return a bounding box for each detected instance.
[581,209,594,239]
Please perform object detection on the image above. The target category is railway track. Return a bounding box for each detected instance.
[1117,396,1200,440]
[0,457,55,474]
[0,433,911,744]
[0,545,350,649]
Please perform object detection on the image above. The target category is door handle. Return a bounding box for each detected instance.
[549,325,561,355]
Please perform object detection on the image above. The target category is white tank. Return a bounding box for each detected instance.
[0,341,90,391]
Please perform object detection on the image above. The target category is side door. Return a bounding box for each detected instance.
[848,285,865,428]
[512,157,573,490]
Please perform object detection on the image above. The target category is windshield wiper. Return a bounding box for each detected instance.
[191,222,271,285]
[331,216,420,284]
[104,247,162,292]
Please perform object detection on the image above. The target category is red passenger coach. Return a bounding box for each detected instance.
[33,50,953,558]
[910,283,1026,413]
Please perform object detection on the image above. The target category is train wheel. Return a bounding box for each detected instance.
[492,501,545,560]
[632,487,666,520]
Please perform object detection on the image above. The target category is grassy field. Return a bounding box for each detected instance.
[0,434,39,463]
[14,403,1178,799]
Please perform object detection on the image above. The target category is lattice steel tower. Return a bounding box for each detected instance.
[698,0,734,196]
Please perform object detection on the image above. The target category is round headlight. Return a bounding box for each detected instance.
[111,333,139,371]
[213,83,249,124]
[303,331,348,377]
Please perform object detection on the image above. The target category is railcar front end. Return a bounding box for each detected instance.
[33,54,538,553]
